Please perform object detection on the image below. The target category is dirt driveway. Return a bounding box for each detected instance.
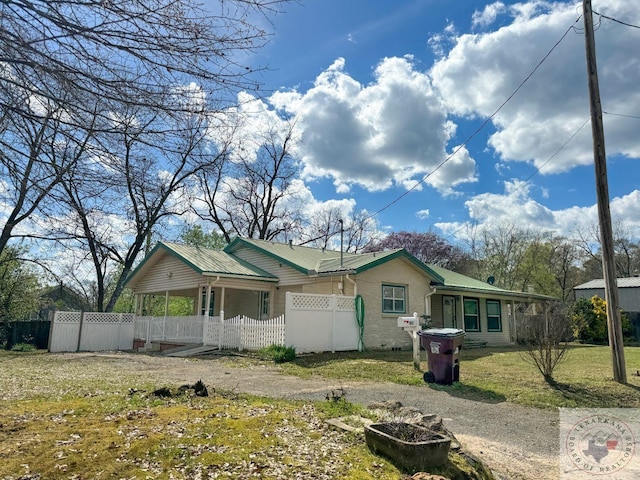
[83,351,560,480]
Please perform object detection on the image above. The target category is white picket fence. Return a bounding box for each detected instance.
[49,311,135,353]
[204,315,286,351]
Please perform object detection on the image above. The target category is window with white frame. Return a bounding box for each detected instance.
[463,298,480,331]
[382,284,406,314]
[487,299,502,331]
[260,291,270,318]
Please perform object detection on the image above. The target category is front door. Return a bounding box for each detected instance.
[443,295,456,328]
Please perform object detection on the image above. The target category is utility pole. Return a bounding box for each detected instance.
[583,0,627,383]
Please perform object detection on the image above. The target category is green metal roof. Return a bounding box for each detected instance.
[225,238,444,281]
[126,242,278,286]
[128,238,554,300]
[427,264,555,300]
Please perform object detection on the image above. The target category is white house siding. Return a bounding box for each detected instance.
[131,254,203,293]
[462,295,511,345]
[224,289,264,319]
[232,246,312,286]
[429,292,513,345]
[356,258,432,350]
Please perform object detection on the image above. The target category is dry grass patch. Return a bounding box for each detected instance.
[0,351,402,480]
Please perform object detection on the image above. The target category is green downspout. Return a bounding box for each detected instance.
[355,294,365,352]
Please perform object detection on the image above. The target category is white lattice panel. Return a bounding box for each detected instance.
[85,313,134,323]
[54,311,82,323]
[336,296,355,311]
[289,293,331,310]
[285,293,358,353]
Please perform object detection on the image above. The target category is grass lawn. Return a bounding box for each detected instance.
[271,344,640,409]
[2,350,494,480]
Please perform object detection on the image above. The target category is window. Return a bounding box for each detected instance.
[200,288,215,316]
[260,291,270,318]
[487,300,502,331]
[382,284,406,314]
[463,298,480,331]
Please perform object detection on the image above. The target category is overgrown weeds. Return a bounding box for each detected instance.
[257,344,296,363]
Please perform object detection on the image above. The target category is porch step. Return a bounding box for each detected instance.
[463,339,488,349]
[162,344,216,357]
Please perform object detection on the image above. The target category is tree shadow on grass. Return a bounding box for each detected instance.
[546,378,640,408]
[427,382,507,404]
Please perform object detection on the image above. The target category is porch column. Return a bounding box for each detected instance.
[163,291,169,340]
[205,286,213,318]
[220,286,225,320]
[133,293,138,315]
[511,300,517,342]
[218,287,225,351]
[163,291,170,316]
[457,295,464,331]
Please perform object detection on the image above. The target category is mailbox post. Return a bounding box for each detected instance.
[398,312,421,371]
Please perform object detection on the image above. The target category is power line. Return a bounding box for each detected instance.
[300,13,583,248]
[440,117,591,246]
[593,10,640,30]
[603,111,640,120]
[369,17,582,220]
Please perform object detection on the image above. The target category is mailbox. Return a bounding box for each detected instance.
[397,314,419,329]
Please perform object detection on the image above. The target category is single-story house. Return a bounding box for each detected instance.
[125,237,553,350]
[573,278,640,340]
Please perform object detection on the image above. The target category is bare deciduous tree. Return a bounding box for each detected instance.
[518,302,572,383]
[0,0,287,256]
[194,120,303,242]
[299,206,380,253]
[49,106,229,311]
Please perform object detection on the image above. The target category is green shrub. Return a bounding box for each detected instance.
[10,343,36,352]
[257,344,296,363]
[571,296,633,344]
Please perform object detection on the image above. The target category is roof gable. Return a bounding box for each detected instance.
[225,238,444,281]
[126,241,278,287]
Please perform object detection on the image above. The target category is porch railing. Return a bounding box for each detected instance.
[134,314,285,351]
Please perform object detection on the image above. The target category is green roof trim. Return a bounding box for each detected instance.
[225,238,445,282]
[225,238,341,274]
[125,241,278,287]
[161,242,278,280]
[427,264,555,300]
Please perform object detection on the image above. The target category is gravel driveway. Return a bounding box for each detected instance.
[97,351,560,480]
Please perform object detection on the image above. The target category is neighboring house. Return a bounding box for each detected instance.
[37,284,91,321]
[573,278,640,340]
[125,237,553,350]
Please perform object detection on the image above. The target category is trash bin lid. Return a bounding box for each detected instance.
[421,328,465,337]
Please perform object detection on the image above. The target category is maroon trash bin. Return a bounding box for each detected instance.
[419,328,465,385]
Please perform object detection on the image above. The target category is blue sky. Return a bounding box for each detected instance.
[203,0,640,246]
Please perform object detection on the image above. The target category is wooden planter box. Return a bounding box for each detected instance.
[364,422,450,472]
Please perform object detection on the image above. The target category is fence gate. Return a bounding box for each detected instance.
[284,293,358,353]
